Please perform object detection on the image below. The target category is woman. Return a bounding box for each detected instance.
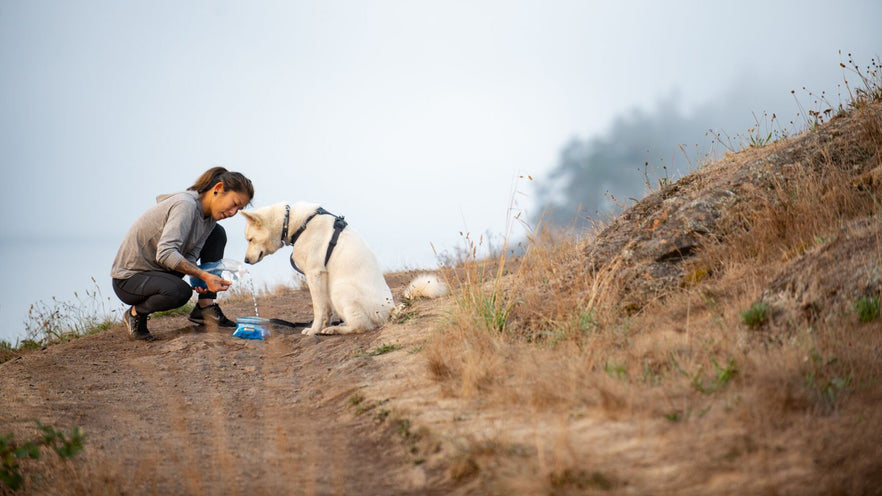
[111,167,255,341]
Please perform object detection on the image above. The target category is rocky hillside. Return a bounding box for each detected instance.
[585,99,882,324]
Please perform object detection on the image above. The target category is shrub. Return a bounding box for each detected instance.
[740,302,771,329]
[1,422,85,490]
[854,296,880,323]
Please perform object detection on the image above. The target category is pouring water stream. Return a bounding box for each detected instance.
[247,274,260,318]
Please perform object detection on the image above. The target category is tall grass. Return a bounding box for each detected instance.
[423,57,882,492]
[1,278,124,355]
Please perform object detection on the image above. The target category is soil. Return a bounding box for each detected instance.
[0,271,462,495]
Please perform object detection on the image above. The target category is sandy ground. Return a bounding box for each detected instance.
[0,272,459,495]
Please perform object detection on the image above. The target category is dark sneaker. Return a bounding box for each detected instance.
[123,307,155,341]
[188,304,237,328]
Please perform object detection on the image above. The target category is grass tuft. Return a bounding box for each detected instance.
[853,295,880,323]
[740,302,771,329]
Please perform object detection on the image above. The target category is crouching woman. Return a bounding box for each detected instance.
[111,167,254,341]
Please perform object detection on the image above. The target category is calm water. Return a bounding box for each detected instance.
[0,237,298,345]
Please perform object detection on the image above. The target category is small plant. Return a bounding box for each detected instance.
[356,343,402,357]
[664,407,711,423]
[707,110,789,154]
[392,310,417,324]
[348,393,365,408]
[740,302,771,329]
[391,297,417,324]
[1,422,85,490]
[713,358,737,388]
[24,277,123,346]
[549,468,614,491]
[375,408,391,423]
[153,302,195,318]
[824,375,851,406]
[684,266,711,286]
[839,52,882,107]
[576,308,598,334]
[642,361,663,386]
[396,419,418,450]
[664,411,683,422]
[691,358,737,394]
[348,393,373,416]
[643,161,672,192]
[854,296,880,323]
[604,360,628,382]
[478,292,512,333]
[747,111,783,148]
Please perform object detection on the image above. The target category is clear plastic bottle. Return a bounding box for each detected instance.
[190,258,248,289]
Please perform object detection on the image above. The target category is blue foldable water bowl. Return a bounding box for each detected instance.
[233,316,270,340]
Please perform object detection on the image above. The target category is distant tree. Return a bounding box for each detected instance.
[533,96,713,230]
[531,78,797,232]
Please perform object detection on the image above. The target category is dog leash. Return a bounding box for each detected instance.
[268,318,343,328]
[282,205,348,275]
[268,318,312,328]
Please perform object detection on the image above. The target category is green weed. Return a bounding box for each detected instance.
[577,308,598,334]
[393,310,417,323]
[153,302,195,318]
[853,296,880,323]
[348,393,373,416]
[1,422,85,491]
[23,277,122,348]
[747,111,783,148]
[478,292,512,333]
[740,302,771,329]
[604,360,628,382]
[691,358,737,394]
[356,343,402,357]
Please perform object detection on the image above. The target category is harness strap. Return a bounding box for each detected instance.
[280,204,291,243]
[287,207,347,275]
[325,215,347,265]
[289,207,326,247]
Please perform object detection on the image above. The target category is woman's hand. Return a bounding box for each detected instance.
[177,260,232,294]
[199,273,232,293]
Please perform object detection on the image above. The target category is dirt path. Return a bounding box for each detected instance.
[1,275,454,495]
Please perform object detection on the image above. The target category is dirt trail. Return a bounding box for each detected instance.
[1,274,454,495]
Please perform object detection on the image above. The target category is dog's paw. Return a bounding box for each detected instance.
[302,327,317,336]
[318,327,338,335]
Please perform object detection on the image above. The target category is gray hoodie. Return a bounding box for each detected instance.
[111,190,216,280]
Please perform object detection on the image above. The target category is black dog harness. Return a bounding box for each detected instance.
[281,204,348,275]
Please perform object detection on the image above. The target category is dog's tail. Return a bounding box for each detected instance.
[403,273,448,300]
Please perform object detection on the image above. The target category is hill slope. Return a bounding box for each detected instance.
[2,99,881,495]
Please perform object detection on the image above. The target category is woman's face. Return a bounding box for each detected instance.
[209,183,250,221]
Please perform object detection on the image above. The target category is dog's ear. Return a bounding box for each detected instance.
[240,210,260,226]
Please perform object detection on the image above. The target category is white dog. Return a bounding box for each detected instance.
[241,201,444,335]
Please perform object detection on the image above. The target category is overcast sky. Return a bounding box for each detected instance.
[1,0,880,274]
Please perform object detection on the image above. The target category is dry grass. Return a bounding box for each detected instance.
[423,78,882,493]
[5,58,881,496]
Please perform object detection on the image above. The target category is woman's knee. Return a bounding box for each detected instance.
[170,284,193,307]
[132,273,193,314]
[142,284,191,314]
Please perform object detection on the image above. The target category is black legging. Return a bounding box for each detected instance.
[112,224,227,315]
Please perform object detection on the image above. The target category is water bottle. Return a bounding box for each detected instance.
[190,258,248,289]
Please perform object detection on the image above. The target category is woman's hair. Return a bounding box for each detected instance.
[188,167,255,203]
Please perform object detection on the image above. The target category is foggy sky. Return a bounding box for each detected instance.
[1,0,880,272]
